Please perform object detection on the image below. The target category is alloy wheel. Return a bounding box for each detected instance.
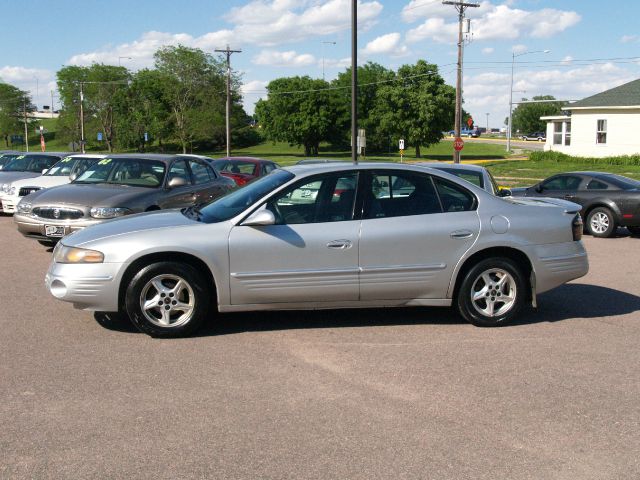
[139,274,195,328]
[470,268,517,318]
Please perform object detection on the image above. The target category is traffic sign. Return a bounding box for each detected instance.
[467,117,473,127]
[453,137,464,151]
[399,138,405,150]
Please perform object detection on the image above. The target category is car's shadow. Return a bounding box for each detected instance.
[94,283,640,336]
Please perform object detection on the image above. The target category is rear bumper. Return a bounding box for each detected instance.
[529,241,589,294]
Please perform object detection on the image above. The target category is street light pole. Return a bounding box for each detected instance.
[351,0,358,165]
[321,41,336,81]
[79,82,85,153]
[507,49,550,152]
[486,112,489,134]
[23,100,29,152]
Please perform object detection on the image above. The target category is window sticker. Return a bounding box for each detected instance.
[98,158,112,165]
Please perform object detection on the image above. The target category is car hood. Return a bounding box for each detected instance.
[64,209,195,247]
[10,175,69,189]
[28,183,156,207]
[0,172,40,184]
[504,196,581,213]
[508,187,529,196]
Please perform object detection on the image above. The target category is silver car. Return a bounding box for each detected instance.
[15,154,235,244]
[418,162,511,197]
[45,163,588,337]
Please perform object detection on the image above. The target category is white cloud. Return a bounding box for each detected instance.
[621,35,638,44]
[225,0,383,46]
[0,66,56,108]
[241,80,269,114]
[512,44,528,54]
[406,2,580,44]
[252,50,316,67]
[482,47,494,55]
[401,0,455,23]
[362,33,408,56]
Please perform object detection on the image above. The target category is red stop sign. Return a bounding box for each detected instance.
[467,117,473,127]
[453,137,464,151]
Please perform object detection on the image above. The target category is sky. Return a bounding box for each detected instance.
[1,0,639,130]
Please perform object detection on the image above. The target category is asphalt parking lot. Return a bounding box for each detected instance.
[1,214,639,480]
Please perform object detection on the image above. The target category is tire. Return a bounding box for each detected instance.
[38,239,56,247]
[456,257,526,327]
[586,207,616,238]
[627,226,640,236]
[125,261,211,338]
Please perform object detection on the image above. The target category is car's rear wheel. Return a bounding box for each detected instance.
[125,261,210,337]
[457,258,526,327]
[586,207,616,238]
[627,226,640,236]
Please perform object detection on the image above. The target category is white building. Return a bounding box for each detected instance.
[542,79,640,157]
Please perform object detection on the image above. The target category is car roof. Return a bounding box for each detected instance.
[213,156,270,163]
[99,153,196,164]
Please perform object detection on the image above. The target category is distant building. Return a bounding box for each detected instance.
[542,79,640,157]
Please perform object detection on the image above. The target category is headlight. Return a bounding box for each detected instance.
[90,207,131,219]
[16,202,32,214]
[1,183,8,193]
[53,244,104,264]
[9,187,16,196]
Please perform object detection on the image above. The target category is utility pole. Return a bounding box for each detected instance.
[23,100,29,152]
[351,0,358,165]
[79,82,85,153]
[443,1,479,163]
[486,112,489,134]
[51,90,55,118]
[215,45,242,158]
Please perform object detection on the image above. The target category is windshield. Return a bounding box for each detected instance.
[0,154,19,167]
[213,160,257,175]
[193,169,294,223]
[3,154,60,172]
[74,158,166,187]
[46,157,99,177]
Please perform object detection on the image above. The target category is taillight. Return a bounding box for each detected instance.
[572,213,583,241]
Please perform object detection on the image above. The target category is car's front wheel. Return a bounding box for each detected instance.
[586,207,616,238]
[125,261,210,337]
[456,258,526,327]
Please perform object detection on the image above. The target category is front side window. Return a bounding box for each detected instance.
[268,173,358,224]
[542,175,582,191]
[75,158,166,187]
[168,160,191,185]
[597,119,607,144]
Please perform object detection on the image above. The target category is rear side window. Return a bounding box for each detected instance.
[364,172,441,219]
[587,179,609,190]
[433,178,476,212]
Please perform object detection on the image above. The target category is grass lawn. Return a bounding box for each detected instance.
[211,140,509,165]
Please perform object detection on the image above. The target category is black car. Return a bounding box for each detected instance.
[511,171,640,237]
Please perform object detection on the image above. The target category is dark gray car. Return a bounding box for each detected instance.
[14,154,235,244]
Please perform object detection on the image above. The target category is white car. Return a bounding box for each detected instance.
[1,154,104,213]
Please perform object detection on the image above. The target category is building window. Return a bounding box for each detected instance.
[553,122,563,145]
[597,119,607,144]
[564,121,571,146]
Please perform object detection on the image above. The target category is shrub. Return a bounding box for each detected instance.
[530,151,640,166]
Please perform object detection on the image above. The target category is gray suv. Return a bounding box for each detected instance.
[14,154,235,244]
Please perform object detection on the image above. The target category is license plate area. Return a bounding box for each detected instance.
[45,225,65,237]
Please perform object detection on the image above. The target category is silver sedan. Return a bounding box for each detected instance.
[46,163,589,337]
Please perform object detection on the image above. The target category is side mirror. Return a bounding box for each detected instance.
[69,172,78,182]
[498,188,512,197]
[168,176,188,189]
[242,209,275,226]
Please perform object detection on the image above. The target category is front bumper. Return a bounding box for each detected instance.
[1,194,19,214]
[14,214,103,242]
[45,260,124,311]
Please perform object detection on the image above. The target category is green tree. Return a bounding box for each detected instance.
[512,95,563,134]
[332,62,395,151]
[154,45,231,153]
[0,82,34,148]
[374,60,455,157]
[255,76,341,156]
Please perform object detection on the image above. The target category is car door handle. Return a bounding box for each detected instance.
[450,230,474,239]
[563,195,575,200]
[327,239,353,250]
